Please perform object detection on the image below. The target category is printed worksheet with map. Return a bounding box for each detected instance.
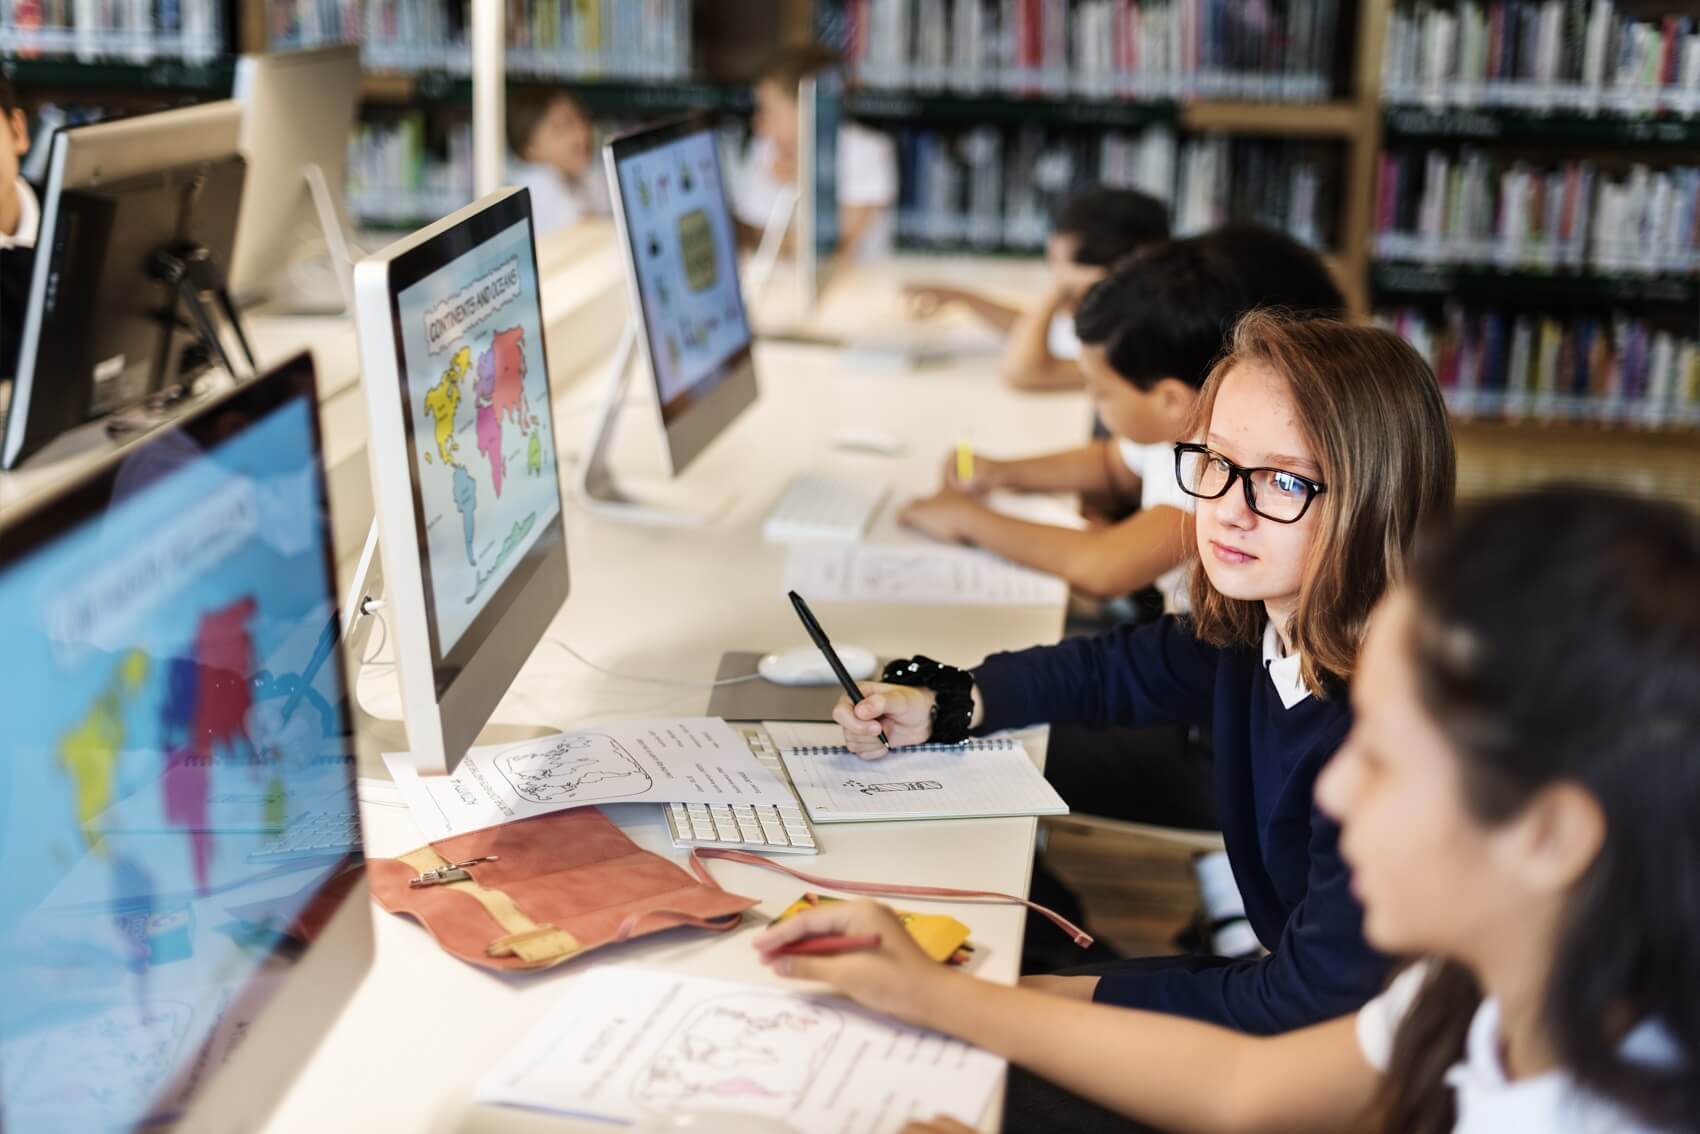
[476,967,1004,1133]
[382,718,794,841]
[396,216,559,657]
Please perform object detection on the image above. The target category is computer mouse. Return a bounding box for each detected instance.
[758,645,878,686]
[629,1112,800,1134]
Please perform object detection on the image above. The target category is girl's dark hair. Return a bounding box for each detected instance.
[0,72,17,115]
[1372,486,1700,1134]
[505,85,590,159]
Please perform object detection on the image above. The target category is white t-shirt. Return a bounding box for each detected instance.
[733,123,897,261]
[1117,439,1193,613]
[508,161,610,238]
[0,178,39,249]
[1047,310,1081,360]
[1358,965,1682,1134]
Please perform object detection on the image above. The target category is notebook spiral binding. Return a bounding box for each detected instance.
[786,739,1015,756]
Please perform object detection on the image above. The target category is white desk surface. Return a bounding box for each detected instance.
[9,230,1079,1133]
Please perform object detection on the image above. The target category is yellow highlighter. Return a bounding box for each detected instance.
[956,441,974,485]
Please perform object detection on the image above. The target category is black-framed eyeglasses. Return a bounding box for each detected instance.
[1173,442,1327,524]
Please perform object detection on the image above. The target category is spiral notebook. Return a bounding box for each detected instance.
[762,722,1068,823]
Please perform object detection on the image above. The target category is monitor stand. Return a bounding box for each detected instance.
[151,242,261,384]
[237,163,364,316]
[575,325,730,527]
[336,521,558,774]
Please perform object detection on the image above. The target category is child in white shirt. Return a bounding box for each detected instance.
[731,44,896,263]
[1,73,40,380]
[506,86,609,238]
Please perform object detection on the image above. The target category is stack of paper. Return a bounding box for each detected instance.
[383,718,793,842]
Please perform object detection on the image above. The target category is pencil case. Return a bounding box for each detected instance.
[368,807,758,971]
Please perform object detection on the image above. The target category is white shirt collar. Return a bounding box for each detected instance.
[1442,995,1681,1133]
[1261,622,1311,709]
[0,177,38,250]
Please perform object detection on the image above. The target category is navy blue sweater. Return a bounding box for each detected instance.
[973,615,1391,1034]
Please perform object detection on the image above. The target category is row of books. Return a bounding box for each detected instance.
[359,0,691,79]
[1375,149,1700,276]
[1382,1,1700,115]
[345,112,472,227]
[894,123,1335,252]
[266,0,359,50]
[1381,304,1700,426]
[845,0,1339,102]
[0,0,223,63]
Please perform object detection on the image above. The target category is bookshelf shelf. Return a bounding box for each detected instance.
[357,73,751,117]
[0,56,234,92]
[1371,263,1700,308]
[844,89,1177,129]
[1181,100,1362,137]
[1383,106,1700,149]
[1451,417,1700,443]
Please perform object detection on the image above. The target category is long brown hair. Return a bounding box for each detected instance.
[1185,312,1456,695]
[1369,488,1700,1133]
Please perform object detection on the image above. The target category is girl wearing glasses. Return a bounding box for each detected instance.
[768,487,1698,1134]
[823,313,1456,1051]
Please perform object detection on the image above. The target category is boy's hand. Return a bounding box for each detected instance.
[901,486,986,544]
[941,451,1008,494]
[903,283,960,319]
[832,683,935,756]
[754,899,948,1022]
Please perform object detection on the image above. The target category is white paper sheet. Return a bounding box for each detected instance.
[764,722,1067,823]
[476,967,1005,1133]
[382,718,794,842]
[783,543,1068,606]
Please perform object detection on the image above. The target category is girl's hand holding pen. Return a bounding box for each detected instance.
[754,900,947,1023]
[831,683,937,758]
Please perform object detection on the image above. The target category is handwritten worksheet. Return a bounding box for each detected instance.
[382,718,793,841]
[476,967,1005,1133]
[782,543,1068,606]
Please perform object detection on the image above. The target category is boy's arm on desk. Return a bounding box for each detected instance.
[903,494,1186,601]
[965,439,1138,500]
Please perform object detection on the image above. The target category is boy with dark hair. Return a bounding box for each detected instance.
[505,85,609,237]
[905,186,1171,390]
[902,224,1345,608]
[1,73,37,381]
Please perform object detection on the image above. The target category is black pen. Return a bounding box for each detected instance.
[787,589,890,749]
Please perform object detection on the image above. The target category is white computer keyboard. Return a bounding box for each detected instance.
[247,808,363,865]
[662,725,818,854]
[761,474,888,543]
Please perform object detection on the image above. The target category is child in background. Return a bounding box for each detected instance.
[732,44,897,262]
[903,225,1344,609]
[822,314,1458,1041]
[0,74,38,381]
[506,86,610,238]
[760,486,1700,1134]
[905,187,1170,391]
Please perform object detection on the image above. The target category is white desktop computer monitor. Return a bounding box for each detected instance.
[352,188,569,776]
[3,101,248,470]
[583,114,758,521]
[229,44,363,313]
[0,351,372,1132]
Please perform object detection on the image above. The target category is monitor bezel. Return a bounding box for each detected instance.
[605,113,759,476]
[376,189,568,689]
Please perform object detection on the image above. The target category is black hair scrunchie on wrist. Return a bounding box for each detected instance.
[881,655,975,745]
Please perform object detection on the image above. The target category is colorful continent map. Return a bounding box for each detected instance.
[57,597,260,894]
[419,327,539,573]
